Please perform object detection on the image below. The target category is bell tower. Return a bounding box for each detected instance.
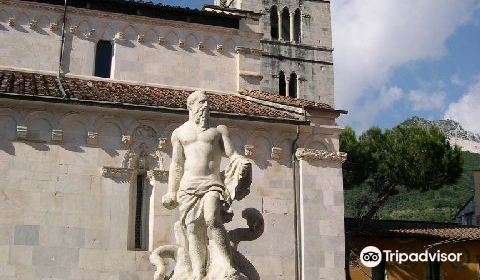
[214,0,335,106]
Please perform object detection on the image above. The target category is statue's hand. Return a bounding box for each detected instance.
[162,192,178,209]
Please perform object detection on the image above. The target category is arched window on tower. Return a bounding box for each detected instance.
[294,9,301,43]
[281,8,290,41]
[289,72,298,98]
[279,71,286,96]
[270,6,279,40]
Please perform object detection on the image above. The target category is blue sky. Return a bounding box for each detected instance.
[156,1,480,134]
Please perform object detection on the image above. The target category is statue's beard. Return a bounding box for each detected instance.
[192,107,208,128]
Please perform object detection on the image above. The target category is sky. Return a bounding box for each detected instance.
[157,0,480,134]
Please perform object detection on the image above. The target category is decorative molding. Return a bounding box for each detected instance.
[85,29,96,39]
[114,32,125,43]
[51,129,63,142]
[28,20,37,29]
[147,170,169,182]
[295,148,347,163]
[178,40,185,48]
[198,42,205,50]
[235,46,262,56]
[216,44,224,52]
[49,23,59,32]
[158,138,168,150]
[244,144,254,157]
[122,135,132,147]
[137,34,145,43]
[271,147,283,160]
[8,17,15,27]
[239,71,263,79]
[158,36,166,45]
[102,167,134,181]
[16,125,27,140]
[69,25,79,34]
[87,132,98,146]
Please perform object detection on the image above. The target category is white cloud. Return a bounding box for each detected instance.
[407,90,446,111]
[351,86,404,131]
[444,80,480,134]
[450,74,465,86]
[331,0,477,129]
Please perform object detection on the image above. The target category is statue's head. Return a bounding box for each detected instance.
[187,90,209,128]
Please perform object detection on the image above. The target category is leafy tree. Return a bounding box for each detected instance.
[341,125,463,219]
[342,124,463,279]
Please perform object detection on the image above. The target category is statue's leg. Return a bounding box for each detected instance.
[186,221,207,279]
[203,192,234,268]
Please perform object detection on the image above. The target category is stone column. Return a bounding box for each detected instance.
[290,12,295,42]
[295,148,346,280]
[277,10,282,40]
[286,76,290,97]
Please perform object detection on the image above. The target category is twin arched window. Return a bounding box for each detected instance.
[278,71,298,98]
[270,6,301,43]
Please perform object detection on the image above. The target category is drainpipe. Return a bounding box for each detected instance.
[57,0,68,98]
[292,124,302,280]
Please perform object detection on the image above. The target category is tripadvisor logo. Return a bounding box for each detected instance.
[360,246,462,268]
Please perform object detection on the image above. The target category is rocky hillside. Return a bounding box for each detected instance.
[401,117,480,154]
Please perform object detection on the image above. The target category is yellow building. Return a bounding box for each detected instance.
[346,218,480,280]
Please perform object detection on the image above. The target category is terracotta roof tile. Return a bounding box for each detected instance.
[0,69,306,122]
[345,218,480,241]
[239,89,335,111]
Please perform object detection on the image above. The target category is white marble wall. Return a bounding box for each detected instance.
[0,1,262,92]
[0,99,344,279]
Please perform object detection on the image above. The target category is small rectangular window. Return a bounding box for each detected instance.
[94,40,113,78]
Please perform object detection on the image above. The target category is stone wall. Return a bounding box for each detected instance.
[0,1,262,93]
[0,99,345,279]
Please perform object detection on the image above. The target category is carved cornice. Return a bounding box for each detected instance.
[295,148,347,163]
[102,167,134,181]
[16,125,27,140]
[147,170,169,182]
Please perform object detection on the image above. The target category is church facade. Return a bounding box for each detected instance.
[0,0,345,279]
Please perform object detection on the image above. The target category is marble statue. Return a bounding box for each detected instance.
[150,91,252,280]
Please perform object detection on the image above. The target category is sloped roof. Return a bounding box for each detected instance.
[0,69,325,123]
[345,218,480,241]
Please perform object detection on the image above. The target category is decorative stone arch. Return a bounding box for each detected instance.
[203,35,218,50]
[246,129,273,160]
[142,28,158,45]
[76,19,94,39]
[164,30,180,46]
[93,116,126,135]
[12,10,29,26]
[0,9,10,23]
[0,108,23,126]
[59,113,88,145]
[184,33,200,49]
[120,24,139,41]
[97,23,116,41]
[228,128,246,155]
[25,111,56,142]
[301,134,330,152]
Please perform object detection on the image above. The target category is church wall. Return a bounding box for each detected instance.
[0,100,340,279]
[0,2,262,93]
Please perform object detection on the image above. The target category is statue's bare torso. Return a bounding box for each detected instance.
[173,121,224,188]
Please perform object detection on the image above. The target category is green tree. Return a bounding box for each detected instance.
[341,125,463,219]
[341,125,463,280]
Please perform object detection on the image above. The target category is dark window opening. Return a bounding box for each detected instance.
[279,71,286,96]
[270,6,278,40]
[428,261,441,280]
[94,40,113,78]
[134,174,145,249]
[281,8,290,41]
[289,73,297,98]
[294,9,301,43]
